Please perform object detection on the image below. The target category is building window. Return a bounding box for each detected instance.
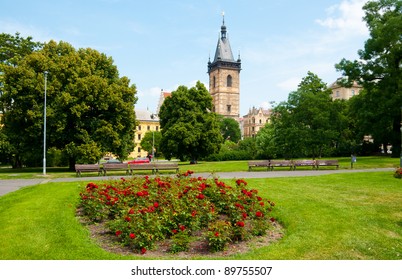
[156,126,159,131]
[147,125,150,131]
[351,90,355,96]
[227,75,232,87]
[213,76,216,88]
[227,105,231,112]
[138,134,141,140]
[336,91,340,97]
[259,119,262,124]
[138,125,141,131]
[137,147,141,153]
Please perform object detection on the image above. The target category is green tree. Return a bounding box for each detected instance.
[159,81,223,162]
[218,116,241,143]
[269,72,340,158]
[140,130,162,157]
[335,0,402,157]
[255,124,277,159]
[1,40,137,169]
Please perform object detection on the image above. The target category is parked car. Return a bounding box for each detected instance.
[128,157,150,164]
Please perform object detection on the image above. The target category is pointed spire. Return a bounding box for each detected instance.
[220,11,227,40]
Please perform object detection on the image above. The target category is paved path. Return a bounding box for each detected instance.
[0,168,395,197]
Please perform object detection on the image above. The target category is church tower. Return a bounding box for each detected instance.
[208,14,241,120]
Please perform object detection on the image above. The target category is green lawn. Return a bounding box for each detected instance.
[0,171,401,260]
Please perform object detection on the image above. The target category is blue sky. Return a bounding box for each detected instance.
[0,0,369,116]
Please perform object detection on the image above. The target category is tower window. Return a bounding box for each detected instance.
[213,76,216,88]
[227,75,232,87]
[227,105,231,112]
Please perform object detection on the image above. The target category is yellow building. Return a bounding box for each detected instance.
[242,107,271,138]
[130,109,160,158]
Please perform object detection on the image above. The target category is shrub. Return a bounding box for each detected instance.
[394,167,402,179]
[79,172,276,254]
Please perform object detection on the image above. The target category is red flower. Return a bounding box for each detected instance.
[196,193,205,200]
[153,202,159,208]
[141,247,147,254]
[236,221,245,227]
[191,210,197,217]
[242,212,248,219]
[129,233,136,239]
[256,211,263,218]
[179,225,186,231]
[259,201,264,206]
[172,229,178,234]
[270,217,276,223]
[257,196,262,201]
[128,208,135,215]
[115,230,122,237]
[214,232,219,237]
[125,216,131,222]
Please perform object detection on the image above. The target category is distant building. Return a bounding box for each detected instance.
[330,79,363,100]
[208,15,241,121]
[156,90,172,115]
[131,109,159,158]
[242,107,271,138]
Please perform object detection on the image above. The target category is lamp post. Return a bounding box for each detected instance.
[43,71,48,175]
[152,130,155,162]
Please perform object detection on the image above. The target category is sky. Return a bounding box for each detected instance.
[0,0,370,116]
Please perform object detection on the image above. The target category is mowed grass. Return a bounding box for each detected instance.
[0,171,401,260]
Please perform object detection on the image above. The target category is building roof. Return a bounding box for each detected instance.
[208,15,241,73]
[213,17,235,63]
[135,109,159,121]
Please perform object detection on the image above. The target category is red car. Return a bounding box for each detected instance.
[128,157,150,164]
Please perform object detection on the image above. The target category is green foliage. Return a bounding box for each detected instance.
[159,81,223,161]
[0,39,137,168]
[218,116,241,143]
[265,72,351,159]
[79,174,275,253]
[140,131,161,157]
[335,0,402,157]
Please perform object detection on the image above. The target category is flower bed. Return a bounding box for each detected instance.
[79,171,276,254]
[394,167,402,179]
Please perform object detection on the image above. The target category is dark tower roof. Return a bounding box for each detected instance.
[208,15,241,73]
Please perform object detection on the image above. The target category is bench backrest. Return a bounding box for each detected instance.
[293,160,316,166]
[248,161,269,166]
[129,163,154,170]
[316,160,339,166]
[103,163,128,170]
[269,160,292,166]
[75,164,100,170]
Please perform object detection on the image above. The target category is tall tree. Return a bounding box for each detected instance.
[336,0,402,157]
[269,72,339,158]
[159,81,223,162]
[1,40,137,169]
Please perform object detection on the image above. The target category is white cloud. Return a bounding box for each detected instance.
[315,0,368,37]
[277,77,302,92]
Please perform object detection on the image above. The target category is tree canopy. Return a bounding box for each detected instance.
[335,0,402,157]
[218,116,241,143]
[0,38,137,168]
[259,72,348,159]
[158,81,223,162]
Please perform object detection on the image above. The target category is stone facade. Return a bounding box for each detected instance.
[330,79,362,100]
[208,16,241,121]
[243,107,271,138]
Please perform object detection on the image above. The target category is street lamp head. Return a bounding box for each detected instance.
[44,71,48,76]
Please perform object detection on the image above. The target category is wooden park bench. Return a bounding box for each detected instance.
[315,159,339,169]
[75,164,102,177]
[154,162,179,174]
[292,159,316,170]
[269,160,293,171]
[129,163,156,175]
[248,160,270,171]
[102,163,130,176]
